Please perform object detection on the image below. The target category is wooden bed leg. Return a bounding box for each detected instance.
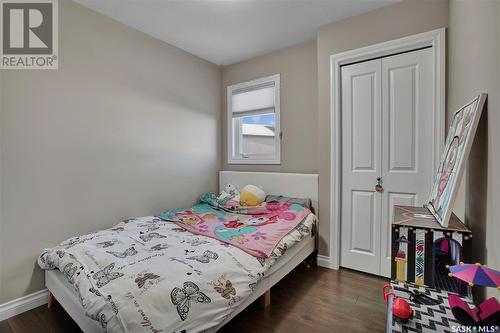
[47,292,55,309]
[261,290,271,308]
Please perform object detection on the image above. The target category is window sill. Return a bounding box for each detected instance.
[227,159,281,165]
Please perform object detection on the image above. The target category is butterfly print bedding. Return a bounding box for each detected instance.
[150,243,169,251]
[135,272,160,289]
[38,210,316,333]
[106,246,138,258]
[97,240,117,248]
[93,263,124,288]
[63,263,77,281]
[211,276,242,307]
[181,237,210,247]
[186,250,219,263]
[171,281,211,321]
[139,232,166,242]
[138,222,160,232]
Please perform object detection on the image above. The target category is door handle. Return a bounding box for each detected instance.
[375,177,383,193]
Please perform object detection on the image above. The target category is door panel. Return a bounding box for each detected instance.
[340,59,382,275]
[351,74,377,171]
[351,190,376,254]
[388,65,417,171]
[379,48,434,277]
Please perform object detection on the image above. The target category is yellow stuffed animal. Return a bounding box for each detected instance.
[239,185,266,206]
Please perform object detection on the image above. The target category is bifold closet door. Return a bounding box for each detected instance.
[340,48,434,277]
[340,59,383,275]
[379,48,433,277]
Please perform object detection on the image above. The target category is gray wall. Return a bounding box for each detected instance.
[0,0,221,303]
[448,0,500,300]
[221,40,318,174]
[316,0,449,255]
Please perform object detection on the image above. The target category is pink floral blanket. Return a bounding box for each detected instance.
[158,194,311,258]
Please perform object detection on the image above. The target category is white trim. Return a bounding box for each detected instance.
[317,255,335,269]
[228,158,281,165]
[329,28,446,270]
[0,289,48,321]
[227,74,281,165]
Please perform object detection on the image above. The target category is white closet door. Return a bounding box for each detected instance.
[340,59,382,275]
[340,48,434,277]
[379,48,434,277]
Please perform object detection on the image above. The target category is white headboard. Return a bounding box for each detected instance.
[219,171,319,214]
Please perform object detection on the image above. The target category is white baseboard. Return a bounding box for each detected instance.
[0,289,48,321]
[317,254,336,269]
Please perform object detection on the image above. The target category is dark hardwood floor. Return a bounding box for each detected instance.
[0,265,388,333]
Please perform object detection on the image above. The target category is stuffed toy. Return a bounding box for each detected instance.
[216,183,240,205]
[223,183,239,197]
[239,185,266,206]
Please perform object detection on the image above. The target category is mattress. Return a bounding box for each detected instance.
[40,213,316,333]
[46,232,315,333]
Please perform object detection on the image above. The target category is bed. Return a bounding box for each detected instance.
[41,171,318,333]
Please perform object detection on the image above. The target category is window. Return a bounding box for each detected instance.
[227,74,280,164]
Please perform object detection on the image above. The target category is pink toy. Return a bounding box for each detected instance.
[447,263,500,326]
[448,294,499,326]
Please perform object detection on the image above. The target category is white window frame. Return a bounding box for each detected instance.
[227,74,281,164]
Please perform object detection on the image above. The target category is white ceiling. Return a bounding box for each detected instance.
[75,0,399,66]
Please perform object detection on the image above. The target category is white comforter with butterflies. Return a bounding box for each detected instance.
[38,214,315,333]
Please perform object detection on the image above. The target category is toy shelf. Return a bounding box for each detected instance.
[391,205,472,295]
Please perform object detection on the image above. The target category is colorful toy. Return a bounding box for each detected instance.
[394,236,409,282]
[427,94,487,228]
[391,205,471,293]
[393,286,441,305]
[383,284,413,323]
[239,185,266,206]
[448,295,499,327]
[447,263,500,327]
[448,263,500,288]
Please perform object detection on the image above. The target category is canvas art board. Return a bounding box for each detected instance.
[427,93,487,227]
